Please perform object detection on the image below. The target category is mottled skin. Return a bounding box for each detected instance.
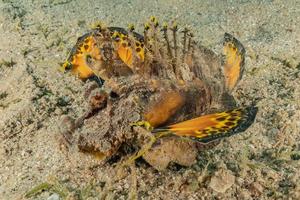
[59,74,212,169]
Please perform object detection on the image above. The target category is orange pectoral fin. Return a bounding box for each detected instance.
[65,33,102,80]
[223,33,246,92]
[117,43,133,68]
[71,54,95,79]
[144,90,185,128]
[153,106,258,143]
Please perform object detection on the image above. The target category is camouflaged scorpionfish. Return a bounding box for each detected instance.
[59,17,257,170]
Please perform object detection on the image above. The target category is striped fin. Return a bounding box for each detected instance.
[62,27,145,85]
[152,106,258,143]
[117,43,134,67]
[64,32,101,79]
[223,33,246,92]
[110,28,144,69]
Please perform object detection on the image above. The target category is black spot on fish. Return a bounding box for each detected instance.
[225,121,235,126]
[216,117,226,121]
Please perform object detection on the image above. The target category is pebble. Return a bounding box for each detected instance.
[209,169,235,193]
[249,181,264,197]
[47,193,60,200]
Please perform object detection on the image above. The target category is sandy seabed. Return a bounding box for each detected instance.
[0,0,300,199]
